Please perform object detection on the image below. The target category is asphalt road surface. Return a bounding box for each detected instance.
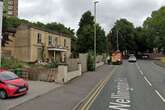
[11,65,114,110]
[89,60,165,110]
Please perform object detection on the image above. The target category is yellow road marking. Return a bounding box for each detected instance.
[80,67,118,110]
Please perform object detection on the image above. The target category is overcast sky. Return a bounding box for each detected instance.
[19,0,165,33]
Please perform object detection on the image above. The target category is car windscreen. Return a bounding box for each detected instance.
[0,71,18,81]
[129,56,136,59]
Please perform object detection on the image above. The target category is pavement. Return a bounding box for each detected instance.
[88,60,165,110]
[0,81,61,110]
[153,59,165,68]
[10,65,114,110]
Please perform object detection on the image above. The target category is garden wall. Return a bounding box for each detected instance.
[55,64,82,83]
[79,53,88,73]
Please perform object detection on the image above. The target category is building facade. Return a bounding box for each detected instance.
[2,24,71,63]
[4,0,18,17]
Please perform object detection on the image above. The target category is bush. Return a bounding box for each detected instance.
[47,61,58,68]
[1,57,23,69]
[87,51,95,71]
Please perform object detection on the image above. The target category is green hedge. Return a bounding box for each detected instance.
[47,61,58,68]
[87,51,95,71]
[1,57,23,69]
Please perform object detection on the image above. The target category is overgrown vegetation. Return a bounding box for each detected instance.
[76,11,107,54]
[87,51,94,71]
[47,61,58,68]
[1,57,24,69]
[108,6,165,54]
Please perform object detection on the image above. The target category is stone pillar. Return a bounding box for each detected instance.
[56,64,68,83]
[78,64,82,76]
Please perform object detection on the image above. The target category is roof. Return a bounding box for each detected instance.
[17,24,71,39]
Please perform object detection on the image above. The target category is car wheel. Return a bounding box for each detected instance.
[0,90,7,99]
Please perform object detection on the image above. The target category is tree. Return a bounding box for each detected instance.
[45,22,77,56]
[143,6,165,52]
[134,27,152,52]
[77,11,106,54]
[110,19,136,53]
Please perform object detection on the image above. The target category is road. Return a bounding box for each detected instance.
[89,60,165,110]
[10,65,114,110]
[9,60,165,110]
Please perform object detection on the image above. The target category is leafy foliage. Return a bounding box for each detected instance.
[2,57,23,69]
[143,6,165,51]
[76,11,107,54]
[47,61,58,68]
[87,51,94,71]
[110,19,136,53]
[108,7,165,54]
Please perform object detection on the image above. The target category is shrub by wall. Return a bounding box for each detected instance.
[87,51,94,71]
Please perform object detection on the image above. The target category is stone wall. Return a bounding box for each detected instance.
[55,64,82,83]
[25,68,57,81]
[96,62,104,68]
[96,55,103,63]
[67,58,79,72]
[79,53,88,73]
[66,64,81,82]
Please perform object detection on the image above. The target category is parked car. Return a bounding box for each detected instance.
[0,69,28,99]
[128,54,137,62]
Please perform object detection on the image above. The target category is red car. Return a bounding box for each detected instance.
[0,69,28,99]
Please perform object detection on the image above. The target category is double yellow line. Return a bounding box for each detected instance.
[80,67,118,110]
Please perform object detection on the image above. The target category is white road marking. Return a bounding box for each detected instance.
[155,90,165,102]
[144,76,152,86]
[136,63,152,86]
[109,78,131,109]
[136,63,143,75]
[136,63,140,70]
[139,70,144,75]
[137,62,165,103]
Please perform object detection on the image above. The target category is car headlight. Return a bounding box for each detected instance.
[7,84,17,88]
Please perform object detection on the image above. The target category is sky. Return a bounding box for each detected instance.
[19,0,165,33]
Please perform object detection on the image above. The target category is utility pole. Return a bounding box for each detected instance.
[117,30,119,51]
[94,0,98,71]
[0,0,3,68]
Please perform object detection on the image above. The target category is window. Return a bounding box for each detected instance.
[8,11,13,15]
[0,71,18,81]
[37,33,42,43]
[55,37,58,46]
[48,36,52,45]
[8,6,13,10]
[37,48,42,60]
[64,39,67,47]
[8,1,14,5]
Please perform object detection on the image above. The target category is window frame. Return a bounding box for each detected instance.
[37,33,42,44]
[64,39,67,47]
[48,36,53,45]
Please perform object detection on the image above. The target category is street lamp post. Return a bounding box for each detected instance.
[0,0,3,68]
[117,30,119,51]
[94,0,98,71]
